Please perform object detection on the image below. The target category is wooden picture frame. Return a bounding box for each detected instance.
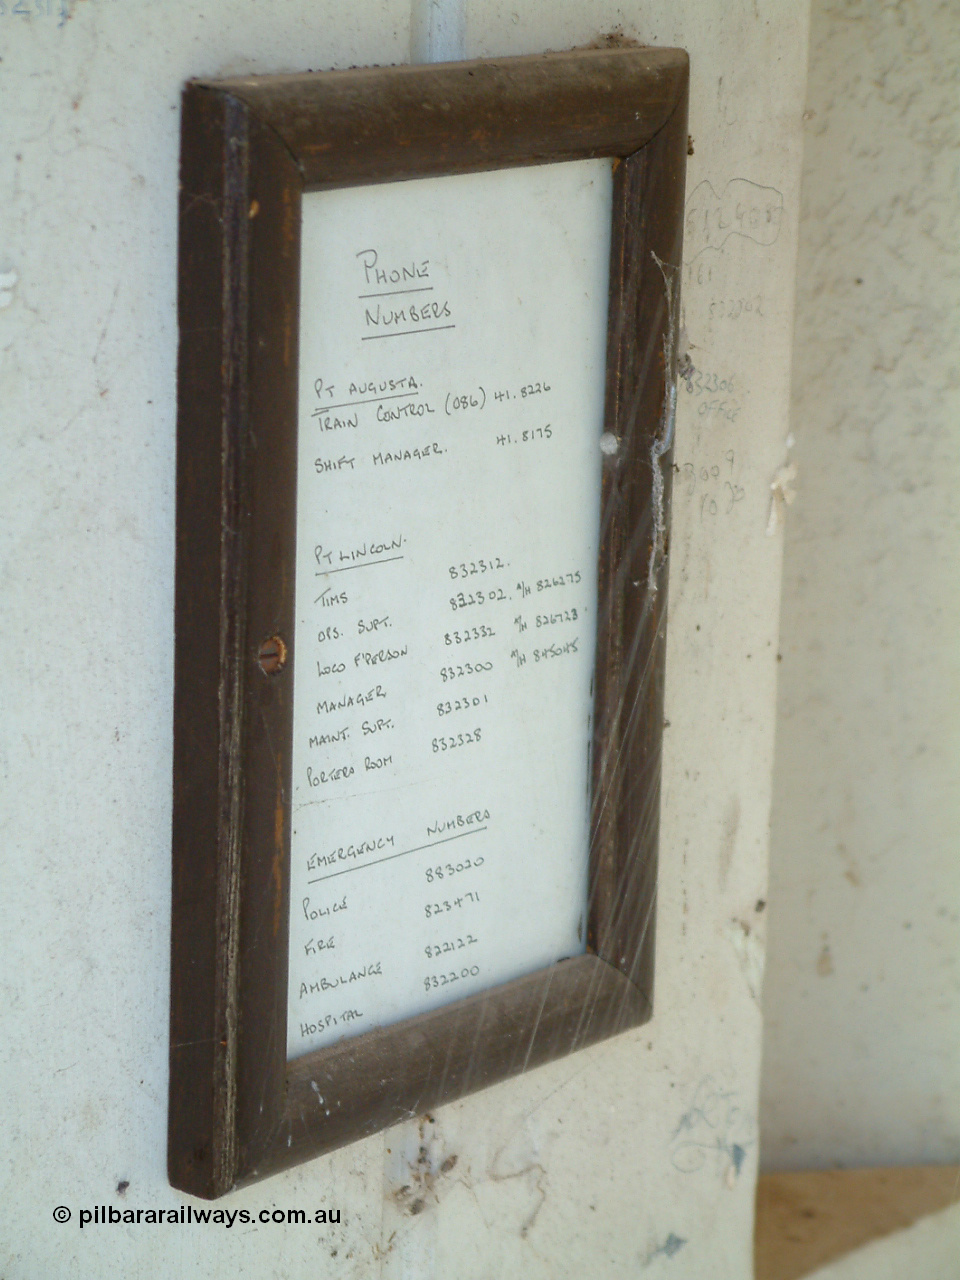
[169,46,688,1199]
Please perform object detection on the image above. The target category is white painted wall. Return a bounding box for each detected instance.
[0,2,808,1275]
[761,0,960,1171]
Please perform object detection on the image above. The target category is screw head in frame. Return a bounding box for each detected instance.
[257,634,287,675]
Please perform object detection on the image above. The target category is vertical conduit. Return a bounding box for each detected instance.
[410,0,467,63]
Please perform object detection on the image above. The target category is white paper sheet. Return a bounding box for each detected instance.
[287,159,613,1057]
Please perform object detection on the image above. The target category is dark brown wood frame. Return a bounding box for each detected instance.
[170,46,688,1199]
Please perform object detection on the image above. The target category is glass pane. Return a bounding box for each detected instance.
[288,159,613,1058]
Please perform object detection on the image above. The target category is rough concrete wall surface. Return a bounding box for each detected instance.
[0,1,807,1275]
[761,0,960,1170]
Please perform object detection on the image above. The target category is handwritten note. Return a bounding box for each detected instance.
[287,160,613,1057]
